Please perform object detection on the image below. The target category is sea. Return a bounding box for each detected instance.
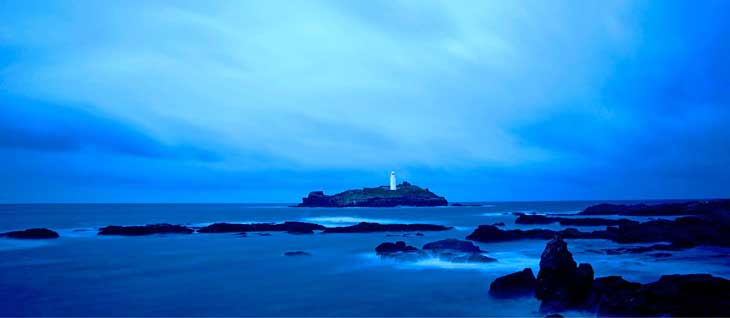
[1,202,729,316]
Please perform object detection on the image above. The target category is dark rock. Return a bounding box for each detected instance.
[235,232,247,237]
[323,222,451,233]
[197,221,325,234]
[258,233,272,236]
[297,182,448,207]
[415,232,424,236]
[595,274,730,317]
[489,268,537,298]
[516,214,639,227]
[375,241,419,254]
[536,236,594,312]
[422,238,483,253]
[284,251,311,256]
[2,228,60,239]
[468,211,730,249]
[580,199,730,216]
[98,224,194,236]
[544,314,564,318]
[465,225,607,243]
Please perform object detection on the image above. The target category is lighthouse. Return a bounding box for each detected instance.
[389,171,396,190]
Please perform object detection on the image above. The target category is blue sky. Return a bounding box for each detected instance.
[1,0,728,203]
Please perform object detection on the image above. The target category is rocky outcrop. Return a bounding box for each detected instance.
[515,214,638,227]
[298,182,448,207]
[98,224,194,235]
[467,211,730,249]
[594,274,730,317]
[488,235,730,316]
[323,222,451,233]
[536,236,594,312]
[1,228,60,239]
[489,268,537,298]
[580,199,730,216]
[422,238,483,253]
[465,225,607,243]
[375,239,496,263]
[375,241,420,254]
[197,222,325,234]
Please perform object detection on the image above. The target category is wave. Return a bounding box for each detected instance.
[300,216,421,227]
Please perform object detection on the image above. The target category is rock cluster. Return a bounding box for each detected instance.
[323,222,451,233]
[375,239,497,263]
[488,236,730,316]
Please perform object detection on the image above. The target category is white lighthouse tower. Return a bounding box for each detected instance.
[389,171,396,190]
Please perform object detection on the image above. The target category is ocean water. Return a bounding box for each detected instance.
[1,202,729,316]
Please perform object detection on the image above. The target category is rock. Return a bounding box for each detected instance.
[544,314,564,318]
[536,236,594,312]
[375,241,419,254]
[98,224,194,236]
[197,221,325,234]
[489,268,537,298]
[258,233,272,236]
[415,232,424,236]
[515,214,638,227]
[465,225,606,243]
[580,199,730,216]
[467,212,730,249]
[284,251,311,256]
[422,238,483,253]
[323,222,451,233]
[297,182,448,207]
[595,274,730,317]
[235,232,247,237]
[2,228,59,239]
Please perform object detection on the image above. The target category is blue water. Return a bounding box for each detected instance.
[1,202,729,316]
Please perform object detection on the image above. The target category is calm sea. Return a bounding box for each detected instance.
[1,202,729,316]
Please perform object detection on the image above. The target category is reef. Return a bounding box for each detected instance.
[98,224,194,235]
[1,228,60,239]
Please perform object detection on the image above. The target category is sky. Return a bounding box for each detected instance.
[1,0,729,203]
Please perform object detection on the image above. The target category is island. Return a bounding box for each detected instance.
[297,181,448,207]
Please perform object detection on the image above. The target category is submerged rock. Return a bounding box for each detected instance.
[284,251,311,256]
[422,238,483,253]
[375,241,419,254]
[197,221,325,234]
[1,228,60,239]
[323,222,451,233]
[98,224,194,236]
[297,182,448,207]
[489,268,537,298]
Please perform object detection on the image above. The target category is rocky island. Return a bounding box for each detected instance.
[297,181,448,207]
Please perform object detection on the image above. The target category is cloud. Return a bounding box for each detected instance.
[0,95,220,161]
